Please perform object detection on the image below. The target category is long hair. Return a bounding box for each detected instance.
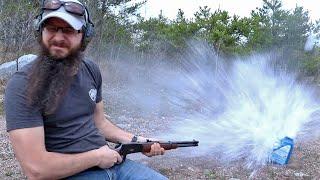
[26,43,83,115]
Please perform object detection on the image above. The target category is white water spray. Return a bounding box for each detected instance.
[156,44,320,169]
[103,41,320,169]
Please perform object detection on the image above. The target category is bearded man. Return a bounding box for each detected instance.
[4,0,167,179]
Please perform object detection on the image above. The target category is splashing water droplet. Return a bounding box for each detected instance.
[156,42,320,170]
[103,41,320,171]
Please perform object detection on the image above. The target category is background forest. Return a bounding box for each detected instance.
[1,1,320,179]
[1,0,320,76]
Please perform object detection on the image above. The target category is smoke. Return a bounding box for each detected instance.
[304,33,320,51]
[101,41,320,169]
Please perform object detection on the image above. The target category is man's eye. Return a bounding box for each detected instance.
[46,26,57,32]
[63,28,76,34]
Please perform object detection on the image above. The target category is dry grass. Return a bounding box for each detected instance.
[0,79,5,93]
[0,99,3,116]
[0,79,6,115]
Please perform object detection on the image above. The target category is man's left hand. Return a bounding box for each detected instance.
[137,136,165,157]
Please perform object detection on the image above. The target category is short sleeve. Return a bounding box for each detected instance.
[4,72,43,132]
[93,63,102,103]
[84,60,102,103]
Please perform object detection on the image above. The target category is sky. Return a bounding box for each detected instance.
[137,0,320,22]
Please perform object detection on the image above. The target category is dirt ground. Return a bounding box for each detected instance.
[1,114,320,180]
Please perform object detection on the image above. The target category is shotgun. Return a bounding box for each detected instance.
[115,140,199,159]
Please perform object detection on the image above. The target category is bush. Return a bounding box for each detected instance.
[302,56,320,77]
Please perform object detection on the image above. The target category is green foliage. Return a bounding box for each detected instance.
[165,10,199,50]
[302,50,320,76]
[81,0,146,59]
[0,0,319,76]
[135,15,171,54]
[284,6,311,50]
[247,0,287,50]
[137,7,254,56]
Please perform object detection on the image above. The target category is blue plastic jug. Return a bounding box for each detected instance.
[270,136,294,165]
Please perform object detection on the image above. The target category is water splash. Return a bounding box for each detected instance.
[154,43,320,169]
[103,41,320,169]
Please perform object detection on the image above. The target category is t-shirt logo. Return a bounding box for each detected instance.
[88,89,97,102]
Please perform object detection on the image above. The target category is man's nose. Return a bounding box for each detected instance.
[52,30,65,40]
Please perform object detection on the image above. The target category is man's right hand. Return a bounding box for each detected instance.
[96,145,123,169]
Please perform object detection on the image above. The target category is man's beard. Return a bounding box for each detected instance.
[27,42,83,115]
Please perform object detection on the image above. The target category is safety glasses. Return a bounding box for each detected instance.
[42,0,85,16]
[44,24,82,35]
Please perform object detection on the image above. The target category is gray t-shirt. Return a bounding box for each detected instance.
[4,59,107,153]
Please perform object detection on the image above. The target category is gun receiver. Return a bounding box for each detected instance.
[115,140,199,158]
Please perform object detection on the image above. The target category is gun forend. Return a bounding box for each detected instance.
[144,140,199,151]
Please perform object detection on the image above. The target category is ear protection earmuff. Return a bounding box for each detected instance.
[80,6,95,51]
[33,0,45,39]
[33,0,95,51]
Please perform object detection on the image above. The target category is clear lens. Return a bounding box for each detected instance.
[44,25,80,35]
[44,25,58,33]
[61,27,78,34]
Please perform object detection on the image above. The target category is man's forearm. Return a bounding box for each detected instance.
[93,102,133,143]
[96,117,133,143]
[23,149,99,180]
